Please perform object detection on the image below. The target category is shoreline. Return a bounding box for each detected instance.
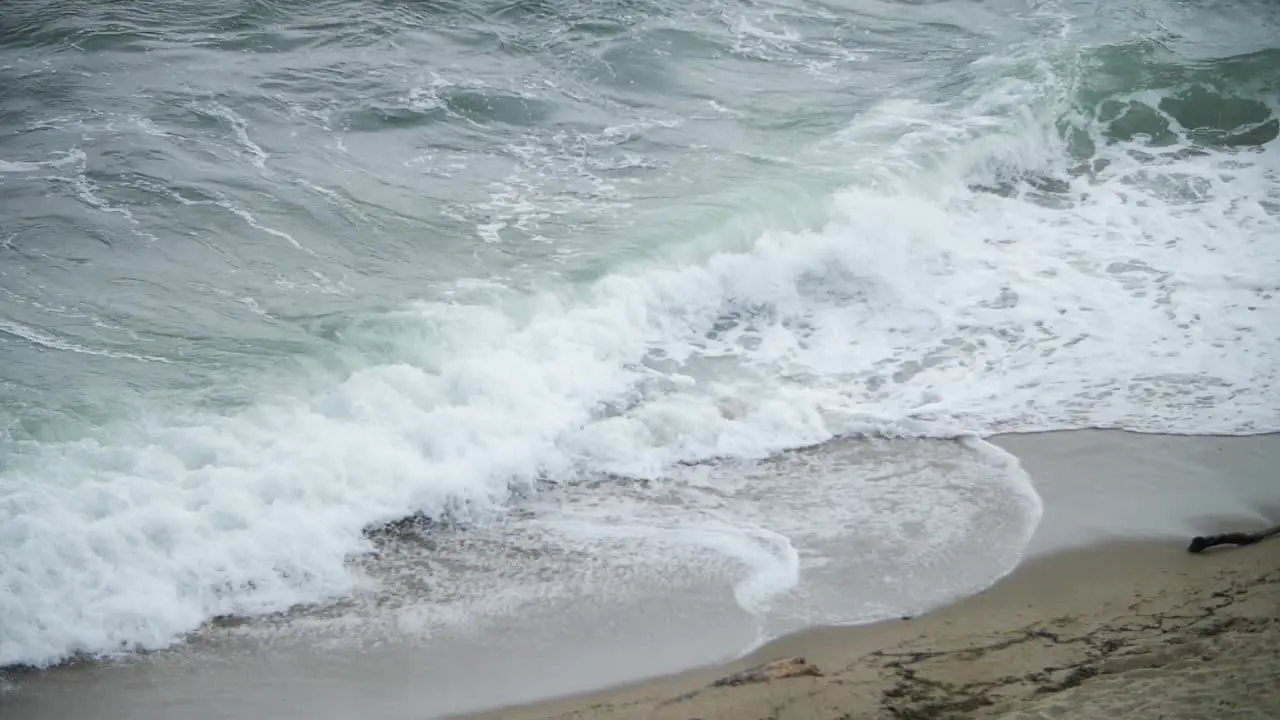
[467,535,1280,719]
[460,428,1280,719]
[2,429,1270,676]
[2,430,1278,720]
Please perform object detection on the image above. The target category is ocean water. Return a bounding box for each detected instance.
[0,0,1277,674]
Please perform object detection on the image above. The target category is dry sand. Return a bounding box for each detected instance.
[470,535,1280,720]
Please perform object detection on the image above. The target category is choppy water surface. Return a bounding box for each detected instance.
[1,0,1277,670]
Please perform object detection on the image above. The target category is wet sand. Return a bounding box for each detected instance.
[2,430,1278,720]
[468,430,1280,719]
[991,430,1278,555]
[472,536,1280,720]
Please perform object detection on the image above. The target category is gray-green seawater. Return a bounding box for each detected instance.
[1,0,1277,669]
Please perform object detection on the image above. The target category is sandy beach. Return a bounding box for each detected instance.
[473,534,1279,720]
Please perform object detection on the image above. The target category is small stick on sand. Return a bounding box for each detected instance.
[710,657,822,687]
[1187,523,1280,553]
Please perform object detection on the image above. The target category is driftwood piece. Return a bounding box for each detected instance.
[710,657,823,687]
[1188,524,1280,553]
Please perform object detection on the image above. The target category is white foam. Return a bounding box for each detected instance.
[527,435,1041,638]
[0,319,171,364]
[197,102,270,170]
[152,435,1038,661]
[0,160,45,173]
[10,148,164,243]
[0,149,84,174]
[216,196,306,251]
[442,120,649,246]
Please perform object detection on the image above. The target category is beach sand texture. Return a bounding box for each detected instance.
[475,537,1279,720]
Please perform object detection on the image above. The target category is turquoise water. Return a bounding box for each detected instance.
[1,0,1277,670]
